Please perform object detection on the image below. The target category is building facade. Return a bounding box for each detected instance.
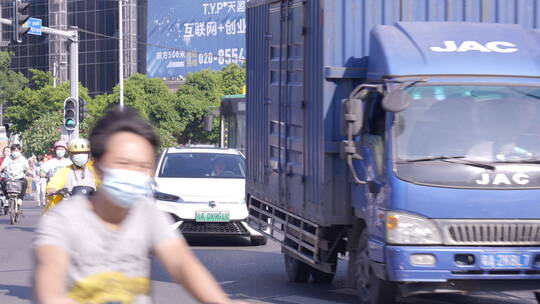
[2,0,143,96]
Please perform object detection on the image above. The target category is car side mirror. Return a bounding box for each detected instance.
[382,89,412,112]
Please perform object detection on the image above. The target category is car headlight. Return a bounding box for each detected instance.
[386,211,442,245]
[154,191,181,202]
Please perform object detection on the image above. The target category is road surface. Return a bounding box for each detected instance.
[0,204,537,304]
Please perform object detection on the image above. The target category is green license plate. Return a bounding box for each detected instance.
[195,211,230,222]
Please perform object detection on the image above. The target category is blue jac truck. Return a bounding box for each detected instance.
[245,0,540,303]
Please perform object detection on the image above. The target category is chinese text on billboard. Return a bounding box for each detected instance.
[147,0,246,78]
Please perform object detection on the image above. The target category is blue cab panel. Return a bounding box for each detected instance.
[369,22,540,79]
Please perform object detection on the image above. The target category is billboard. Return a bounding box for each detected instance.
[147,0,246,79]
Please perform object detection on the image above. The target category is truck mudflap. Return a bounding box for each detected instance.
[248,195,343,273]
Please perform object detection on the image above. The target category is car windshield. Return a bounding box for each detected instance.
[159,152,246,178]
[396,85,540,163]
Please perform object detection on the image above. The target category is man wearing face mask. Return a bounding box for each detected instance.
[34,107,244,304]
[0,144,30,207]
[40,141,72,182]
[44,138,98,211]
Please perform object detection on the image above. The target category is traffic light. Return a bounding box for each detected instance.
[12,0,30,44]
[78,98,87,123]
[63,97,78,131]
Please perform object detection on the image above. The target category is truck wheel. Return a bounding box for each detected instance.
[351,229,397,304]
[284,253,310,283]
[250,236,267,246]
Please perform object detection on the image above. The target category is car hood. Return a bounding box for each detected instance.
[155,177,245,203]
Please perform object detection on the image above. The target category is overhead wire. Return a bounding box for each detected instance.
[76,27,247,63]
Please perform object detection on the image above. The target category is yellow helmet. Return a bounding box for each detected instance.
[68,138,90,153]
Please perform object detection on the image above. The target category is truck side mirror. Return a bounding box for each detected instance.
[340,97,364,137]
[382,89,412,113]
[382,89,412,112]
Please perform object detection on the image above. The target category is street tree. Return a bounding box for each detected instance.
[6,76,92,134]
[21,110,63,156]
[0,52,28,106]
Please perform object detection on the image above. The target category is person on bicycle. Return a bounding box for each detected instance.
[40,140,72,181]
[34,107,242,304]
[0,144,30,207]
[45,138,98,211]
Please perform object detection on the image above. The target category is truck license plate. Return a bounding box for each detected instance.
[480,253,530,269]
[195,211,230,222]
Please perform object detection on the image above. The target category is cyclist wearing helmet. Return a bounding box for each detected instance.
[45,138,98,211]
[40,140,72,180]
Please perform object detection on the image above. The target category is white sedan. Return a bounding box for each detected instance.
[154,147,266,245]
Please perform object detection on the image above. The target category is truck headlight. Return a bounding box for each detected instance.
[386,211,442,245]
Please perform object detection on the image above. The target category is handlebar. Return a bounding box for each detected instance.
[46,188,69,198]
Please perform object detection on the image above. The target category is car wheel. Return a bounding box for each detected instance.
[350,228,397,304]
[284,252,311,283]
[251,236,267,246]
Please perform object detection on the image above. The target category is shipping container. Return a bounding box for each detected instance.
[246,0,540,227]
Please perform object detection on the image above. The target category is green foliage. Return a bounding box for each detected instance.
[3,54,247,150]
[6,81,92,134]
[220,63,246,95]
[29,69,53,89]
[21,111,63,156]
[155,127,178,153]
[0,52,28,104]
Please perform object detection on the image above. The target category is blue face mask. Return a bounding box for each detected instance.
[100,167,152,208]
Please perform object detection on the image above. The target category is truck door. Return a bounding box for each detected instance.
[267,0,306,209]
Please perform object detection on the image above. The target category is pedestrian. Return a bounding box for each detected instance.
[34,107,244,304]
[0,146,11,166]
[34,155,47,207]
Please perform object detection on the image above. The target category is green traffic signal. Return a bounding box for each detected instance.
[65,118,76,128]
[63,97,78,131]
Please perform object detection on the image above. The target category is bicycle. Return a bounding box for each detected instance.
[5,179,25,225]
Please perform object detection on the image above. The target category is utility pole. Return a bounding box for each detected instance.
[52,58,57,88]
[118,0,124,110]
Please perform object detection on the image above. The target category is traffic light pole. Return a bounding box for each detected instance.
[0,17,79,141]
[68,29,79,140]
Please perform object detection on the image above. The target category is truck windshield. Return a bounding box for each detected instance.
[396,85,540,163]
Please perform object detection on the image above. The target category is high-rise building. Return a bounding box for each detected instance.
[1,0,143,96]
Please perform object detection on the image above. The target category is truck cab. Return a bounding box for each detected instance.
[245,0,540,301]
[348,22,540,300]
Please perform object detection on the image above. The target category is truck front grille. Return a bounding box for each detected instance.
[437,220,540,245]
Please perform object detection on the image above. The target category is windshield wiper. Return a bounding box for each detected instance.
[401,156,496,170]
[496,159,540,164]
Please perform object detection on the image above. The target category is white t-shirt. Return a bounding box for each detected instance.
[3,156,29,179]
[41,157,72,178]
[34,196,181,303]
